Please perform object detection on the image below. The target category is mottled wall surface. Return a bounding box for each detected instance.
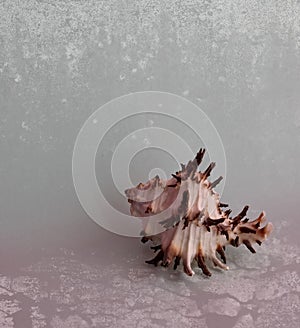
[0,1,299,327]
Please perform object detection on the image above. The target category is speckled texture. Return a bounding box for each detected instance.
[1,0,300,196]
[0,223,299,327]
[0,1,300,327]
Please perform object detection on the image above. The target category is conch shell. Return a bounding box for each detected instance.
[125,149,273,276]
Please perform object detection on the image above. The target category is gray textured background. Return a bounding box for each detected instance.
[0,1,299,327]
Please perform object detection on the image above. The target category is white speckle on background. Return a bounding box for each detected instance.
[143,137,151,146]
[233,314,255,328]
[21,121,30,131]
[51,315,89,328]
[14,74,22,83]
[203,297,241,317]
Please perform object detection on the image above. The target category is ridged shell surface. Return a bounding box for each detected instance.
[125,149,273,276]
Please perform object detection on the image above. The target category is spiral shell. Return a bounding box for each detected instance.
[125,149,273,276]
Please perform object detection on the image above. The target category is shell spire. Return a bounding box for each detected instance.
[125,148,273,277]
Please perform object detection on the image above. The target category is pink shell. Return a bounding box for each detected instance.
[125,149,273,276]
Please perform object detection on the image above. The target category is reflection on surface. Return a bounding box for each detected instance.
[0,221,299,328]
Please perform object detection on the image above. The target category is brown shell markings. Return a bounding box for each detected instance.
[125,149,273,277]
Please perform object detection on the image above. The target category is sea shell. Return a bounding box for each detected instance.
[125,149,273,276]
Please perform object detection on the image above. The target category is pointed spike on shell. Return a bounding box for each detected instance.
[257,222,273,240]
[197,254,212,277]
[233,205,249,222]
[171,174,181,183]
[216,246,227,264]
[145,250,164,266]
[224,209,232,217]
[250,211,267,228]
[212,256,229,270]
[239,226,257,234]
[205,217,225,226]
[231,205,249,230]
[243,240,256,253]
[173,256,181,270]
[183,261,195,276]
[195,148,206,165]
[219,203,229,208]
[202,162,216,179]
[210,176,223,189]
